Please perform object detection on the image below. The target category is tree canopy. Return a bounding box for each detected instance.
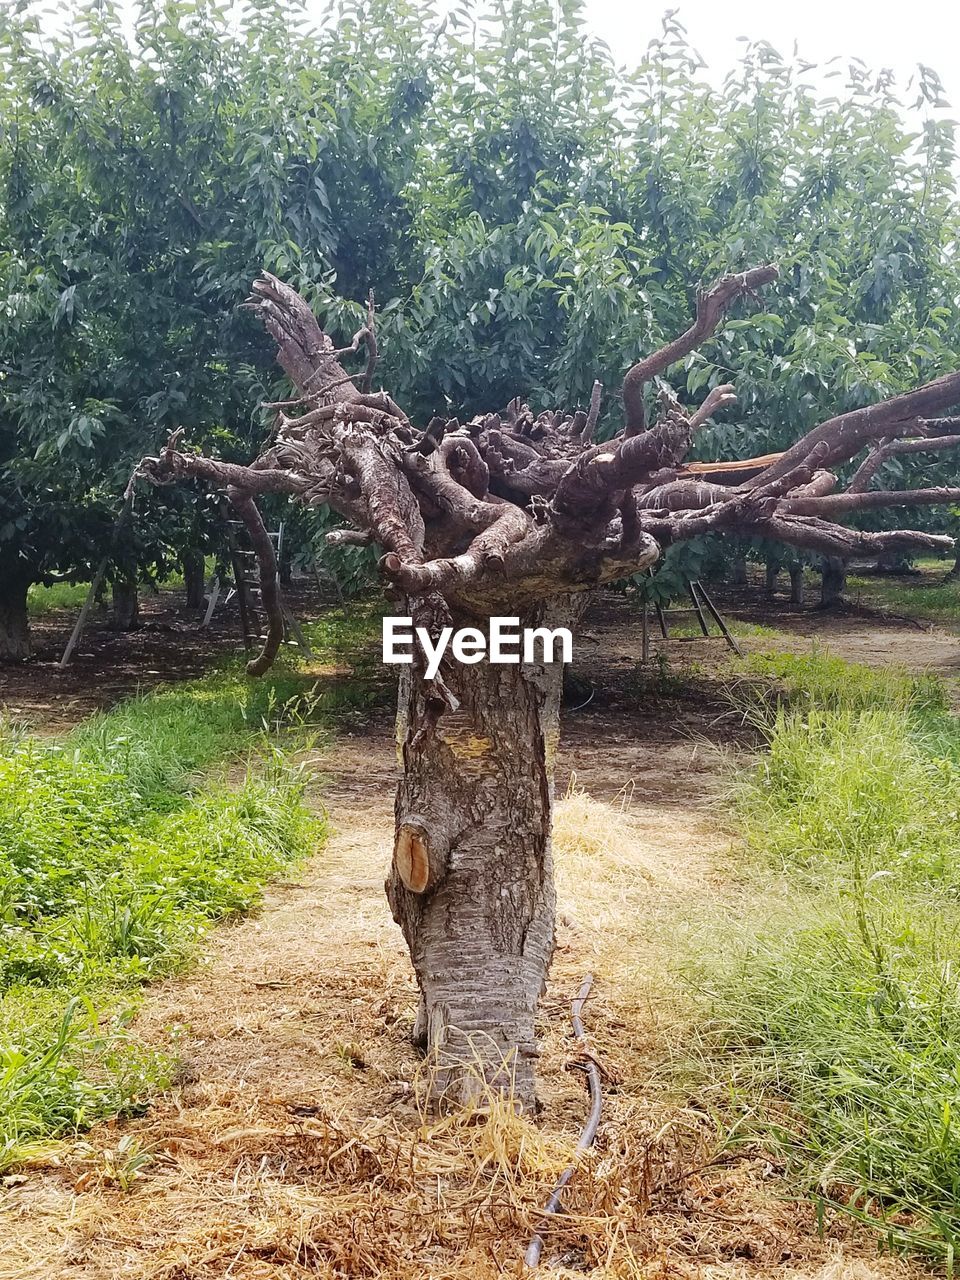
[1,0,958,656]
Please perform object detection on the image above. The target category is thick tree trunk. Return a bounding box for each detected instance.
[111,575,140,630]
[0,574,32,662]
[386,596,583,1112]
[764,562,779,595]
[946,550,960,580]
[820,556,847,607]
[182,549,207,609]
[789,563,805,606]
[730,555,748,587]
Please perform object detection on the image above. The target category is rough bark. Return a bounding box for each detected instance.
[0,573,32,662]
[129,263,960,1112]
[386,597,584,1111]
[110,574,140,630]
[182,549,206,609]
[789,563,805,606]
[764,561,779,594]
[820,556,847,608]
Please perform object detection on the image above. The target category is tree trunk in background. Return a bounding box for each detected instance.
[182,549,206,609]
[764,562,779,594]
[386,597,583,1112]
[0,573,32,662]
[874,550,914,574]
[789,564,805,606]
[820,556,847,607]
[947,550,960,580]
[111,574,140,630]
[730,555,748,587]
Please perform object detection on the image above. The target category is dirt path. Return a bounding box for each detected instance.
[3,593,954,1276]
[0,687,924,1278]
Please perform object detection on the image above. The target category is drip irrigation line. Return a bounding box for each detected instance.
[524,974,603,1269]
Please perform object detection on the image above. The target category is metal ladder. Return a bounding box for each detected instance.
[641,578,742,659]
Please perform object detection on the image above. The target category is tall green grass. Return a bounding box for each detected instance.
[0,661,335,1169]
[733,650,959,887]
[26,581,90,616]
[687,648,960,1265]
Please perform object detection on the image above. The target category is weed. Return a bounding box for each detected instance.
[0,655,332,1169]
[686,646,960,1261]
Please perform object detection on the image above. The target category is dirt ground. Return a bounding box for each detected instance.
[0,578,337,732]
[0,580,956,1278]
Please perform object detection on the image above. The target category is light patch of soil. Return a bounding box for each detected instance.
[755,609,959,681]
[0,713,924,1279]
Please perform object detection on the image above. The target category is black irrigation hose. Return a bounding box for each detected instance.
[524,974,603,1270]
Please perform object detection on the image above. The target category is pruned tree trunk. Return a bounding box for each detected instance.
[789,563,805,606]
[386,597,582,1111]
[0,573,32,662]
[820,556,847,607]
[135,264,960,1111]
[181,549,206,609]
[111,574,140,630]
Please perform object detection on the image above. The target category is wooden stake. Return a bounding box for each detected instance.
[687,580,711,636]
[654,601,669,638]
[58,557,108,668]
[201,575,221,628]
[59,476,138,668]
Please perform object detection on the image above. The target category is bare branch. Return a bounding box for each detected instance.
[785,487,960,517]
[621,265,778,436]
[753,371,960,487]
[688,383,737,430]
[227,487,285,678]
[583,380,602,442]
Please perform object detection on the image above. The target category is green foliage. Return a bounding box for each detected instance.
[2,1,957,623]
[0,660,332,1168]
[693,894,960,1263]
[687,649,960,1260]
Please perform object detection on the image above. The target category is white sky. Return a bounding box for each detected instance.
[582,0,958,111]
[39,0,960,123]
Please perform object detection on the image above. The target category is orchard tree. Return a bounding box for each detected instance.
[138,267,960,1109]
[4,0,960,658]
[0,0,435,657]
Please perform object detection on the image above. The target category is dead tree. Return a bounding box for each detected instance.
[137,265,960,1110]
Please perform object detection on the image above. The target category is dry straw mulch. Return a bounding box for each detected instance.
[0,759,921,1280]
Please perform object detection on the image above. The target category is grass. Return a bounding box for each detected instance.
[684,646,960,1264]
[0,651,348,1170]
[27,580,90,616]
[847,563,960,629]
